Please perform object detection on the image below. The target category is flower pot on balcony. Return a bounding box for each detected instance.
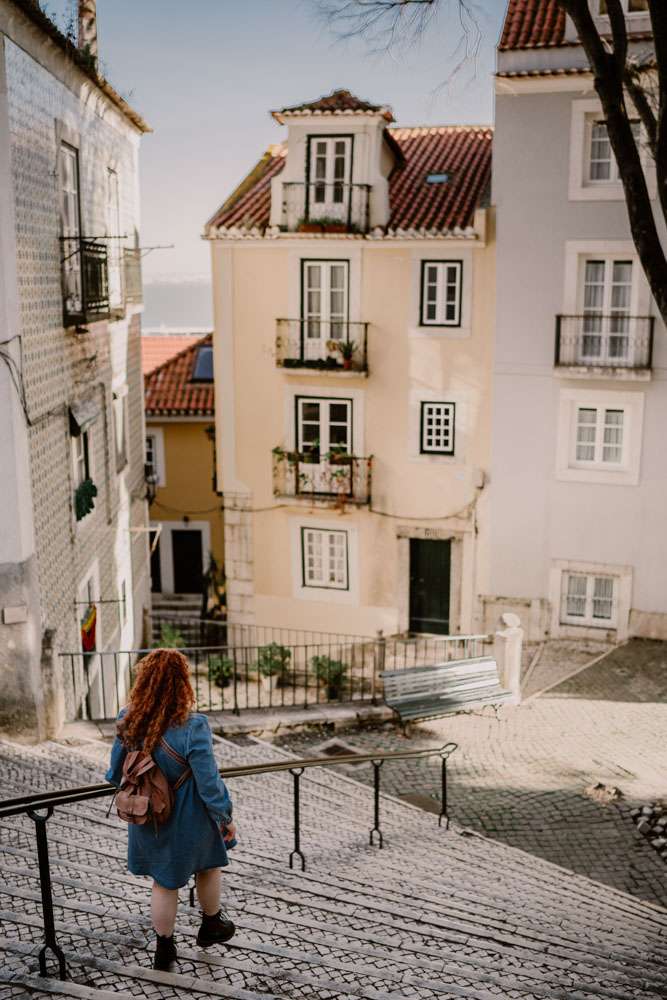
[321,223,347,234]
[298,222,323,233]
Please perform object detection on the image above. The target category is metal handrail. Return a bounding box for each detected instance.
[0,741,458,981]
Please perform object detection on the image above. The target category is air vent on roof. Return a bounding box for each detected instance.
[426,172,451,184]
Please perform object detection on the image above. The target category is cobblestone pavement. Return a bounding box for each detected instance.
[275,639,667,909]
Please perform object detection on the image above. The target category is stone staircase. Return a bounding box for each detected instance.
[1,735,667,1000]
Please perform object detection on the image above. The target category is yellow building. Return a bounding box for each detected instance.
[143,334,224,615]
[204,90,494,638]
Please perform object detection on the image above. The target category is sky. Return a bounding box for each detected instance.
[46,0,506,281]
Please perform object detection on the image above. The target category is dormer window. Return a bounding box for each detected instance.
[192,344,214,382]
[308,137,352,220]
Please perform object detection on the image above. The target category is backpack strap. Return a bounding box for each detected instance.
[159,737,192,791]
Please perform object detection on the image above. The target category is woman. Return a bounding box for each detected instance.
[106,648,237,971]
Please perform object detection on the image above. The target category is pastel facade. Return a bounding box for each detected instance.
[486,0,666,641]
[206,91,494,638]
[143,335,224,603]
[0,0,151,732]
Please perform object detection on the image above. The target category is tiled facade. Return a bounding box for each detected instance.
[0,4,150,733]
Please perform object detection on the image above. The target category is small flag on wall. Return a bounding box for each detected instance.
[81,604,97,653]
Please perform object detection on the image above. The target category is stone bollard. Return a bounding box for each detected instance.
[494,612,523,704]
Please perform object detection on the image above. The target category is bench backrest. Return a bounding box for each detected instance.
[381,656,500,704]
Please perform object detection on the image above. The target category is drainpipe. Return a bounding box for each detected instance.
[78,0,98,69]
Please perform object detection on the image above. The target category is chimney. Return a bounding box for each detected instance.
[78,0,98,67]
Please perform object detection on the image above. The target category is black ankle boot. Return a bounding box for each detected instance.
[153,933,177,971]
[196,909,236,948]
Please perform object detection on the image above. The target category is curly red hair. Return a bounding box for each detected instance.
[119,648,195,752]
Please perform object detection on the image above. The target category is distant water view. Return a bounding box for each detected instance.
[142,275,213,330]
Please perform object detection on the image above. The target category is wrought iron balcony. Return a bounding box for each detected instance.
[276,319,368,373]
[61,237,110,326]
[123,247,143,305]
[280,182,371,233]
[272,448,372,504]
[555,314,654,371]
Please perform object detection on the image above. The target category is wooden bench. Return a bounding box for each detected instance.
[381,655,514,728]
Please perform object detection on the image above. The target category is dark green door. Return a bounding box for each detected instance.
[409,539,451,634]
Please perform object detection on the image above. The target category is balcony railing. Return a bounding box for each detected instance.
[273,448,372,504]
[276,319,368,372]
[61,237,110,326]
[555,314,654,370]
[123,247,143,304]
[281,182,371,233]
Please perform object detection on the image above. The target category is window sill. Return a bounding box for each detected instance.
[409,325,471,340]
[555,465,638,487]
[554,365,651,383]
[279,366,368,379]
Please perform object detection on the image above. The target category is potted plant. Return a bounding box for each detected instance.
[257,642,292,687]
[208,654,234,689]
[152,622,186,648]
[74,478,97,521]
[311,654,348,701]
[336,340,356,370]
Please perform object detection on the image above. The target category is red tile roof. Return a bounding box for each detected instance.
[388,126,491,233]
[142,335,203,376]
[499,0,566,50]
[208,126,492,236]
[272,89,394,123]
[144,334,215,418]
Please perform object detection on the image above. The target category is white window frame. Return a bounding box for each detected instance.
[106,167,122,309]
[573,405,626,467]
[556,387,644,486]
[420,401,456,455]
[112,385,129,473]
[302,260,350,360]
[308,136,352,220]
[597,0,648,14]
[296,396,352,456]
[290,518,359,605]
[72,430,91,488]
[145,426,166,487]
[569,99,653,201]
[420,261,462,327]
[549,560,632,640]
[301,527,349,591]
[560,571,617,628]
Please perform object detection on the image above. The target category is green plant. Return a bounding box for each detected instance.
[336,340,356,362]
[74,478,97,521]
[257,643,292,685]
[153,622,186,648]
[208,654,234,688]
[311,655,347,700]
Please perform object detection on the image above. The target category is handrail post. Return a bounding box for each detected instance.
[288,767,306,871]
[372,629,385,705]
[369,760,384,847]
[27,807,67,980]
[439,754,450,829]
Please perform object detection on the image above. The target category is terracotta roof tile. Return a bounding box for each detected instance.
[499,0,566,50]
[142,335,203,376]
[208,126,492,235]
[144,334,215,418]
[272,89,394,123]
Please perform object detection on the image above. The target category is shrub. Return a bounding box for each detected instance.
[153,623,186,648]
[311,655,347,700]
[208,654,234,688]
[257,643,292,685]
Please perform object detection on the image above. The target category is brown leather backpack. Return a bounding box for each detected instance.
[112,738,191,834]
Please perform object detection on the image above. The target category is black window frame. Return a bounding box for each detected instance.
[300,525,350,591]
[419,401,456,456]
[419,259,463,328]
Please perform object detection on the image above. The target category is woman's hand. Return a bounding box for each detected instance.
[222,820,236,843]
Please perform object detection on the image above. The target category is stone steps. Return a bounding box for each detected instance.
[1,738,666,1000]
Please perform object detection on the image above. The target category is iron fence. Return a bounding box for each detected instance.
[276,319,368,372]
[61,632,488,722]
[281,181,371,233]
[0,741,458,981]
[272,449,373,504]
[555,314,654,370]
[60,236,110,326]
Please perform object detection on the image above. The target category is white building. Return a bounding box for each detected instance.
[487,0,666,641]
[0,0,151,734]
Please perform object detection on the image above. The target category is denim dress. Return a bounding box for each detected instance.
[106,712,234,890]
